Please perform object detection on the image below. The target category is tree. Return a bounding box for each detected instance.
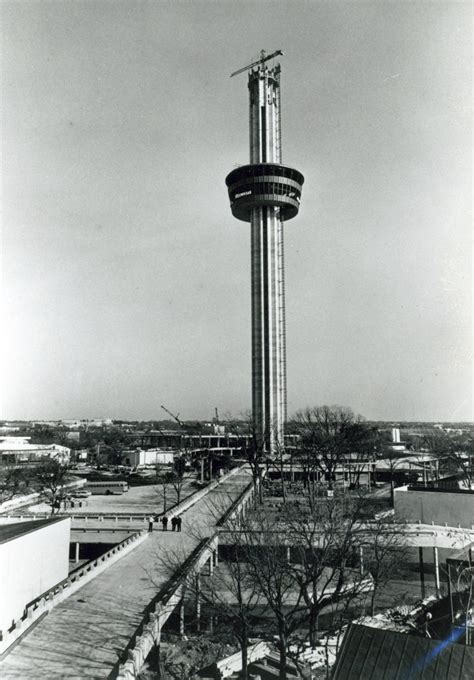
[423,431,474,489]
[33,458,71,515]
[157,509,265,680]
[281,493,374,649]
[0,464,34,504]
[171,455,186,505]
[241,510,308,679]
[240,411,266,506]
[155,457,186,513]
[293,406,378,498]
[155,470,174,513]
[360,515,408,616]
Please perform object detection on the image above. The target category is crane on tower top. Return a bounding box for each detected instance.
[230,49,284,78]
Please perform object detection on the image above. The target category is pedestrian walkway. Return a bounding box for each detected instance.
[0,468,252,680]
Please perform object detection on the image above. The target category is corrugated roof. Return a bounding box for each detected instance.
[0,517,69,544]
[331,624,474,679]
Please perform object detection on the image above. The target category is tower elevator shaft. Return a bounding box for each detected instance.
[226,54,304,455]
[249,65,285,451]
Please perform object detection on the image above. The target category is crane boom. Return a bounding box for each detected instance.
[230,49,283,78]
[160,404,183,427]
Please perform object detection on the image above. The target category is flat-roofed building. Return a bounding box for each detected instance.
[0,437,70,465]
[0,517,71,635]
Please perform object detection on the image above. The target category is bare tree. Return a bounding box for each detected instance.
[155,470,173,513]
[240,411,266,506]
[240,507,311,679]
[283,493,372,649]
[360,515,409,616]
[156,511,265,680]
[294,406,378,494]
[33,458,71,515]
[423,431,474,489]
[268,436,290,503]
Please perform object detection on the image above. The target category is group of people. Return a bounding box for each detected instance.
[148,514,182,532]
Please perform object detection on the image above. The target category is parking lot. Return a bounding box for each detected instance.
[26,475,200,516]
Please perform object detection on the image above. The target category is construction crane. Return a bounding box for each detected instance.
[160,404,184,427]
[230,49,284,78]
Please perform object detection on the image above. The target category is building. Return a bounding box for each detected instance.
[0,437,71,465]
[332,623,474,679]
[226,50,304,454]
[395,485,474,529]
[0,517,71,636]
[120,449,175,467]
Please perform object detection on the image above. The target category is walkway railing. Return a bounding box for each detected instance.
[0,531,147,657]
[115,534,219,680]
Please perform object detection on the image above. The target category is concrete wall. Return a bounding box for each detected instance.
[394,486,474,529]
[0,518,71,631]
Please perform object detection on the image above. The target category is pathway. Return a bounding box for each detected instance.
[0,468,252,680]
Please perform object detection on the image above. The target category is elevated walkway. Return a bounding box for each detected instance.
[0,467,253,679]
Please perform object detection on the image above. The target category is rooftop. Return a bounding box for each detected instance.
[332,623,474,680]
[0,517,69,545]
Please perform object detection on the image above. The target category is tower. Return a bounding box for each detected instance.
[225,51,304,454]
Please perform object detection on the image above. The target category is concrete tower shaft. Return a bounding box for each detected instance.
[249,65,282,164]
[226,56,304,454]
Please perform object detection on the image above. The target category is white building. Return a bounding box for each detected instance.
[0,437,71,464]
[121,449,174,467]
[0,517,71,635]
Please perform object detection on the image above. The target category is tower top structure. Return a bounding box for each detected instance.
[230,49,284,78]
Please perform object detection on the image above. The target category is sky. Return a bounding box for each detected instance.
[1,0,472,422]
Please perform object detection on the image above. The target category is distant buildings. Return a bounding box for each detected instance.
[0,437,70,465]
[32,418,113,429]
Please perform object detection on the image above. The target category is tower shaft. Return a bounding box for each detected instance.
[249,66,285,450]
[226,54,304,455]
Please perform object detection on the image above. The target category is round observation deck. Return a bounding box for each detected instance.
[225,164,304,222]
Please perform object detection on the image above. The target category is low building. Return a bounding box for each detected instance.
[0,517,71,636]
[0,437,70,465]
[394,485,474,529]
[120,448,175,467]
[332,623,474,679]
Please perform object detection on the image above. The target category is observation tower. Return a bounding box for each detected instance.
[225,50,304,454]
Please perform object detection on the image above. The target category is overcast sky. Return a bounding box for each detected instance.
[1,1,472,422]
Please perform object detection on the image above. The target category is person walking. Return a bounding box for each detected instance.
[171,516,177,532]
[176,516,182,532]
[148,515,154,533]
[161,515,168,531]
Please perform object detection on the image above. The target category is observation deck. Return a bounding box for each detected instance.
[225,163,304,222]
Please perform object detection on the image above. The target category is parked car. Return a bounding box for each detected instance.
[72,489,91,498]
